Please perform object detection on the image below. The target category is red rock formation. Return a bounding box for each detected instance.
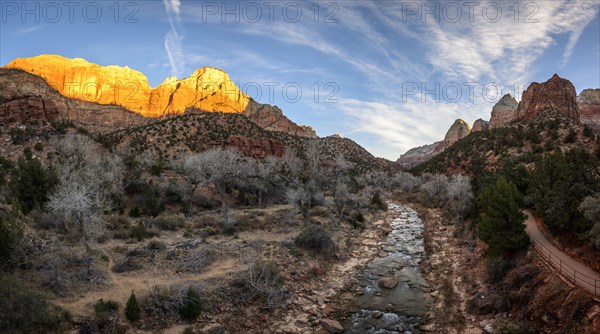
[244,100,317,138]
[489,94,518,129]
[0,68,151,131]
[578,89,600,131]
[443,119,471,145]
[0,96,58,125]
[4,54,316,137]
[472,119,489,132]
[6,54,249,117]
[516,74,579,122]
[397,119,471,168]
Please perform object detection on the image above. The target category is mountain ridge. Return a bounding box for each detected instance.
[3,54,316,138]
[398,74,600,168]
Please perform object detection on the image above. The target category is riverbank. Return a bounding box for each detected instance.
[415,204,490,334]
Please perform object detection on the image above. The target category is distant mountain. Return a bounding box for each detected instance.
[397,74,600,168]
[397,119,470,168]
[0,55,390,170]
[4,54,315,137]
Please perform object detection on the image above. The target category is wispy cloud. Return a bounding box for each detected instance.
[15,25,42,35]
[163,0,185,78]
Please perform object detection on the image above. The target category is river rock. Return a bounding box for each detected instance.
[372,310,383,319]
[378,276,399,289]
[320,319,344,333]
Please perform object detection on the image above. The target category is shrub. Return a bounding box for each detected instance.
[247,260,286,309]
[143,188,164,217]
[370,191,386,211]
[294,224,335,258]
[0,204,25,266]
[494,319,535,334]
[477,177,528,258]
[563,128,577,143]
[9,157,57,214]
[0,275,64,332]
[153,214,185,231]
[125,291,141,321]
[34,142,44,151]
[486,256,514,283]
[129,207,141,218]
[94,299,119,316]
[179,287,202,322]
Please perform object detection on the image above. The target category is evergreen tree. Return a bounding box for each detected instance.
[9,158,57,214]
[179,287,202,322]
[125,291,141,321]
[477,177,529,258]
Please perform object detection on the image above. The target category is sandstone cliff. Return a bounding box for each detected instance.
[6,54,249,117]
[578,89,600,131]
[3,54,315,137]
[0,68,150,131]
[472,119,489,132]
[516,74,580,122]
[397,119,470,168]
[489,94,518,129]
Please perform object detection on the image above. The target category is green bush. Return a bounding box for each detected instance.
[486,256,514,283]
[125,291,141,321]
[94,299,119,316]
[294,224,335,258]
[370,191,387,211]
[494,319,535,334]
[9,158,57,214]
[0,275,65,332]
[129,207,141,218]
[0,204,25,266]
[34,142,44,151]
[143,188,164,217]
[477,177,528,258]
[179,287,202,322]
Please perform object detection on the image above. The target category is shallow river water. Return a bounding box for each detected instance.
[343,203,431,334]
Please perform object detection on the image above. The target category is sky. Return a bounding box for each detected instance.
[1,0,599,160]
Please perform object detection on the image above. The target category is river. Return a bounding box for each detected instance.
[342,203,431,334]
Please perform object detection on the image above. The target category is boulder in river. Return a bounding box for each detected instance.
[378,276,399,289]
[320,318,345,333]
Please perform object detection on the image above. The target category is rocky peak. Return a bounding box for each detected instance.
[489,94,518,129]
[516,74,579,122]
[4,54,316,137]
[472,119,489,132]
[444,119,471,144]
[578,88,600,131]
[6,54,250,117]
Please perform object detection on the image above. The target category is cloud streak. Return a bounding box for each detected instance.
[163,0,185,78]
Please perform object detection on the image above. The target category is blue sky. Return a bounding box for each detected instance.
[1,0,599,159]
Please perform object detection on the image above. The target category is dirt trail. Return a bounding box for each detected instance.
[524,210,600,296]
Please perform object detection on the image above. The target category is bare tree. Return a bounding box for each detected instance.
[198,148,244,222]
[420,173,449,206]
[247,156,279,208]
[282,142,326,225]
[47,181,107,276]
[325,155,355,221]
[47,134,116,277]
[392,171,421,192]
[446,174,473,223]
[173,153,208,216]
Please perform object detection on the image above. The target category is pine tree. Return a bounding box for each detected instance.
[125,291,141,321]
[477,177,529,258]
[179,287,202,322]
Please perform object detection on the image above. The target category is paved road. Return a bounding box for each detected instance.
[524,210,600,297]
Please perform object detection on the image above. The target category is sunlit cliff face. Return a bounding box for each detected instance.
[6,54,250,117]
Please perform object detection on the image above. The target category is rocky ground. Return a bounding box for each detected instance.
[413,204,490,334]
